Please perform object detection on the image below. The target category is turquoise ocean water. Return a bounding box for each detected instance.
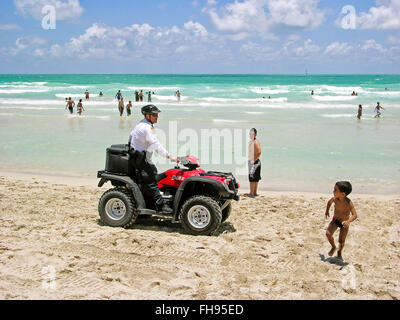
[0,74,399,194]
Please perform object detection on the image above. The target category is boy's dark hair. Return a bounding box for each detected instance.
[336,181,352,196]
[250,128,257,134]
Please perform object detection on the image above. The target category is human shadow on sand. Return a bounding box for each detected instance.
[97,217,236,236]
[319,253,349,267]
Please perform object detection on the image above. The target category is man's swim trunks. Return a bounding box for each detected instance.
[248,159,261,182]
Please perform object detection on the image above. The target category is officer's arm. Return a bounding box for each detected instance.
[145,127,169,158]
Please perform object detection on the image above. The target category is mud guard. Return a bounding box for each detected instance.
[172,176,234,223]
[97,171,146,211]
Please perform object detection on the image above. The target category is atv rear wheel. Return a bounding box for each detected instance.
[180,195,222,236]
[98,188,138,228]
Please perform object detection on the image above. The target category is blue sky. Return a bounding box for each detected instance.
[1,0,400,74]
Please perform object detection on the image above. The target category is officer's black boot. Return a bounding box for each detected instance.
[157,203,173,214]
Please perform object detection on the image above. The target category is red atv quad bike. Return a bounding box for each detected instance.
[97,144,240,236]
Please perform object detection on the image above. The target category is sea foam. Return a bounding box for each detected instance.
[312,95,358,102]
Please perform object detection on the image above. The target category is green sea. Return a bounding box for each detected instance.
[0,74,399,194]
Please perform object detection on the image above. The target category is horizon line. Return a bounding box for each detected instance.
[1,73,400,76]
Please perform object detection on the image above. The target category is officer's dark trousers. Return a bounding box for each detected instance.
[140,162,163,208]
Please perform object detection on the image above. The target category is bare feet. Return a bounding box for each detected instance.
[328,246,337,257]
[337,251,343,260]
[244,193,256,198]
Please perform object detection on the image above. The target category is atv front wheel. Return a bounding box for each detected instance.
[180,195,222,236]
[98,188,138,228]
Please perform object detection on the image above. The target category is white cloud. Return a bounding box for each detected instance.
[0,24,21,30]
[33,48,45,57]
[44,21,329,64]
[355,39,394,63]
[207,0,269,34]
[292,39,321,57]
[280,37,321,58]
[205,0,325,39]
[7,36,47,56]
[324,42,353,56]
[360,39,387,53]
[240,36,322,62]
[357,0,400,30]
[47,22,224,62]
[267,0,324,29]
[240,41,277,61]
[386,35,400,44]
[388,46,400,60]
[13,0,84,21]
[184,21,208,37]
[16,36,46,49]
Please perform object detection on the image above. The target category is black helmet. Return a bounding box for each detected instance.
[141,104,161,116]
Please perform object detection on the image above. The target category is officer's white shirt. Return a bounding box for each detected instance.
[129,119,169,159]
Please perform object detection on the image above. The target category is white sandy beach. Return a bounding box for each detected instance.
[0,170,399,300]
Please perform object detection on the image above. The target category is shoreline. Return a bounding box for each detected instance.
[0,168,398,201]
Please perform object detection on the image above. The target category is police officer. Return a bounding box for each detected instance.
[129,105,179,213]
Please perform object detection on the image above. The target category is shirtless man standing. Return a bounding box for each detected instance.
[66,97,75,114]
[247,128,262,198]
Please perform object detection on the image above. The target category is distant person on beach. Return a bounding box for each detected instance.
[118,98,124,116]
[77,99,84,116]
[374,102,385,118]
[126,101,132,116]
[246,128,261,198]
[85,90,90,100]
[99,91,103,97]
[351,91,358,96]
[357,104,362,119]
[135,91,139,102]
[66,97,75,114]
[147,91,152,102]
[115,90,122,101]
[139,90,144,102]
[311,90,314,95]
[325,181,358,260]
[175,90,181,101]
